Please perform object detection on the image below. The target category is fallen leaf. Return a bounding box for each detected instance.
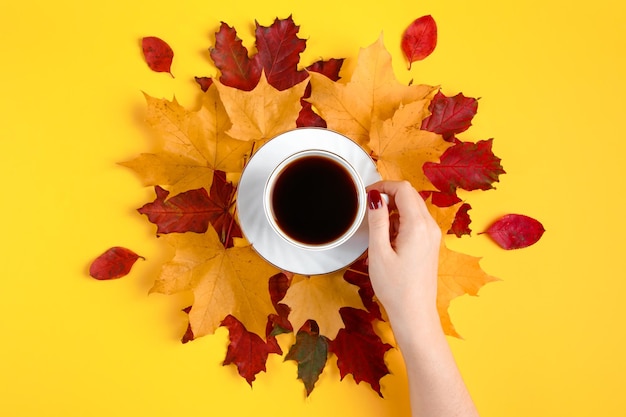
[120,87,250,196]
[285,320,329,396]
[222,315,277,385]
[210,22,262,91]
[329,307,392,397]
[282,272,365,339]
[481,214,545,249]
[421,91,478,141]
[343,257,382,321]
[401,15,438,69]
[141,36,174,77]
[308,35,436,146]
[215,72,308,145]
[194,76,213,92]
[255,16,309,91]
[423,138,505,194]
[449,203,472,237]
[89,247,144,280]
[368,100,453,191]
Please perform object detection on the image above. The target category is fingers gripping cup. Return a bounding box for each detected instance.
[237,128,381,275]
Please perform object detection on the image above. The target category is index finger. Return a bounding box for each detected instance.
[366,181,430,225]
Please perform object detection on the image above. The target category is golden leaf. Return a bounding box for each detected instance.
[368,100,453,190]
[214,72,309,147]
[282,272,365,339]
[308,35,436,146]
[120,85,250,195]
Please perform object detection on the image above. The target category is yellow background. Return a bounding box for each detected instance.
[2,0,625,416]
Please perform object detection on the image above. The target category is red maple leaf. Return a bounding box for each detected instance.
[421,91,478,141]
[210,22,262,91]
[285,320,329,396]
[343,258,382,321]
[267,272,293,336]
[481,214,545,249]
[141,36,175,77]
[329,307,392,397]
[401,15,438,69]
[89,247,144,280]
[221,315,278,385]
[423,138,505,194]
[297,58,345,128]
[137,171,241,247]
[448,203,472,237]
[255,16,309,91]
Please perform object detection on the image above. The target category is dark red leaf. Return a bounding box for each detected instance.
[255,16,308,91]
[401,15,438,69]
[141,36,174,77]
[296,100,327,128]
[210,22,262,91]
[221,315,276,385]
[285,320,329,396]
[448,203,472,237]
[296,58,344,127]
[194,76,213,92]
[89,247,144,280]
[267,272,293,336]
[343,258,382,321]
[421,91,478,140]
[137,172,241,247]
[419,190,462,207]
[481,214,545,249]
[329,308,392,397]
[423,139,505,194]
[181,306,195,344]
[306,58,344,81]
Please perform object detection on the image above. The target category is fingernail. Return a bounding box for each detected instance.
[367,189,383,210]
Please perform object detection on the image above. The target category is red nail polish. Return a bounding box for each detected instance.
[368,189,383,210]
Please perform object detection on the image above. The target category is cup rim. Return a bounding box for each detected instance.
[263,149,366,251]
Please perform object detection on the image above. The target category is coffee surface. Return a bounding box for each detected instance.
[271,155,358,245]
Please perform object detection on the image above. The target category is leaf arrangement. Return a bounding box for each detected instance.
[90,15,544,396]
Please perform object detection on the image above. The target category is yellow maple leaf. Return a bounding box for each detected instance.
[214,71,309,147]
[307,35,436,146]
[368,100,453,191]
[437,243,499,338]
[281,272,365,339]
[120,85,250,195]
[152,227,278,338]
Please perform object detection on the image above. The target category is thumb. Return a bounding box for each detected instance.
[367,189,391,254]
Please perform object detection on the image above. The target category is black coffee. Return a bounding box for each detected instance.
[271,155,358,245]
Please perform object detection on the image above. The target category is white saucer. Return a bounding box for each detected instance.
[237,128,381,275]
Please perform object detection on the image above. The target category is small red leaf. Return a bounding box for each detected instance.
[423,139,505,194]
[194,76,213,92]
[421,91,478,140]
[343,258,382,321]
[481,214,545,249]
[419,190,462,207]
[329,308,392,397]
[306,58,344,81]
[448,203,472,237]
[401,15,437,69]
[210,22,262,91]
[267,272,293,335]
[285,320,329,396]
[255,16,308,91]
[89,247,144,280]
[221,315,277,385]
[141,36,174,77]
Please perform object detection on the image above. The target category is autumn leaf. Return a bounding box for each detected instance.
[268,272,294,335]
[89,247,144,280]
[308,35,436,146]
[215,72,308,146]
[120,86,250,195]
[141,36,174,77]
[401,15,438,69]
[368,99,453,191]
[481,214,545,249]
[255,16,309,91]
[343,257,382,321]
[437,243,499,337]
[222,315,279,385]
[329,307,392,397]
[297,58,345,128]
[449,203,472,237]
[421,91,478,141]
[423,138,505,194]
[194,76,213,92]
[281,272,365,339]
[210,22,262,91]
[150,229,278,338]
[419,190,462,207]
[285,320,329,396]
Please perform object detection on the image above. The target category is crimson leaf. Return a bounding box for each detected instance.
[141,36,174,77]
[421,91,478,140]
[449,203,472,237]
[89,247,144,280]
[481,214,545,249]
[401,15,437,69]
[210,22,262,91]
